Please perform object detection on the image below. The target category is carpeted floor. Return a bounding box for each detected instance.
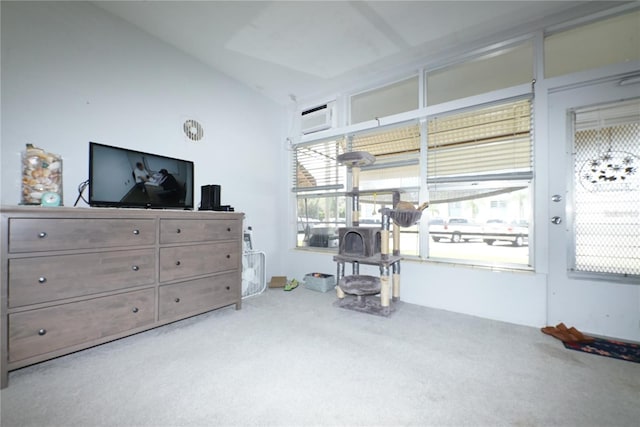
[1,287,639,426]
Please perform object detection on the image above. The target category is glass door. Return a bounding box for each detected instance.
[547,77,640,340]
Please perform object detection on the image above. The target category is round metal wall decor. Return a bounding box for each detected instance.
[183,119,204,142]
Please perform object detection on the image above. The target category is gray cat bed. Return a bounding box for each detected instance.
[336,275,395,316]
[339,274,381,295]
[390,209,423,227]
[380,207,424,228]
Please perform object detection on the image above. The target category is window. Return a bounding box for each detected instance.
[426,99,533,267]
[426,41,533,106]
[293,139,346,249]
[350,124,421,256]
[545,10,640,78]
[350,77,419,124]
[571,99,640,278]
[292,125,422,255]
[294,101,534,266]
[292,6,639,271]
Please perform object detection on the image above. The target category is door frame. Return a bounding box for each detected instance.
[545,74,640,341]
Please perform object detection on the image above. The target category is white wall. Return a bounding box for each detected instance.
[1,1,287,278]
[285,250,547,327]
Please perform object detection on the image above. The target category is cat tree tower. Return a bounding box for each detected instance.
[333,151,425,316]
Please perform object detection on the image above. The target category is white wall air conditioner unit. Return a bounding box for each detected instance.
[301,103,332,134]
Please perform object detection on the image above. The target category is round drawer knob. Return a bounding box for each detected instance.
[38,329,47,336]
[226,254,231,259]
[132,229,140,235]
[175,298,180,303]
[132,265,139,271]
[176,228,181,234]
[38,231,47,239]
[38,277,47,284]
[175,261,181,266]
[227,227,231,232]
[132,307,139,313]
[226,286,230,290]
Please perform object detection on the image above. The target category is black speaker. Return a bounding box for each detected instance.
[200,185,221,210]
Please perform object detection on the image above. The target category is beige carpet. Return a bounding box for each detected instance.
[1,287,639,426]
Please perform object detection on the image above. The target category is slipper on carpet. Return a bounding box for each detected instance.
[567,326,595,343]
[541,323,594,343]
[542,324,572,342]
[284,279,299,291]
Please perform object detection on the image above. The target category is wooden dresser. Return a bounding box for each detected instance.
[0,206,244,388]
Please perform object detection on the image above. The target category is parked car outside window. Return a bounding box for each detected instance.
[428,217,482,243]
[482,219,529,247]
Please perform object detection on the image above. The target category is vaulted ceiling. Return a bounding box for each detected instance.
[94,1,625,106]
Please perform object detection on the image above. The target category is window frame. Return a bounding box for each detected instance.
[293,93,536,269]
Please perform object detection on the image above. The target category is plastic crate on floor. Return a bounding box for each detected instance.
[303,273,336,292]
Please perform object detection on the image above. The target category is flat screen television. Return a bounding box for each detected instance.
[89,142,194,210]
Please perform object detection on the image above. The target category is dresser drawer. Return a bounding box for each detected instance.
[160,219,239,244]
[8,288,155,362]
[159,241,239,282]
[8,249,156,308]
[9,218,156,253]
[159,272,238,320]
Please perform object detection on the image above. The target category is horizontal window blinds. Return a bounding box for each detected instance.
[352,125,420,159]
[575,98,640,131]
[293,139,345,192]
[427,99,532,181]
[352,124,421,191]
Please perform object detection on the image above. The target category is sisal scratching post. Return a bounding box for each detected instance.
[380,215,391,308]
[380,229,390,259]
[352,166,360,225]
[380,275,390,307]
[392,273,400,301]
[336,261,345,298]
[392,261,401,301]
[392,223,400,256]
[381,208,390,260]
[352,165,360,187]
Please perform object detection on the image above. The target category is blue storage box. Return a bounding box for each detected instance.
[303,273,336,292]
